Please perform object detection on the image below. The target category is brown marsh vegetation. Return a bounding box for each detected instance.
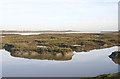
[1,33,119,60]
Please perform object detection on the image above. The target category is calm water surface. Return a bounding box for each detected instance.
[2,31,100,35]
[0,46,118,77]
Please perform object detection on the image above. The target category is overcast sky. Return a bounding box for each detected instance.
[0,0,119,31]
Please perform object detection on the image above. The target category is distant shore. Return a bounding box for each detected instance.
[0,30,80,33]
[0,30,119,33]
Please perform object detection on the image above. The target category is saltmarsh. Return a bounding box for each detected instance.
[1,33,119,54]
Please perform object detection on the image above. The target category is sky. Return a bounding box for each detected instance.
[0,0,119,31]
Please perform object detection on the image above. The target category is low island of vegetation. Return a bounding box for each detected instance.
[109,51,120,64]
[109,51,120,59]
[1,33,119,60]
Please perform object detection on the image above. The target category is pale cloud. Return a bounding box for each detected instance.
[0,0,118,31]
[0,0,119,4]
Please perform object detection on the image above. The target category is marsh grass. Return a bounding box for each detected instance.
[2,33,119,54]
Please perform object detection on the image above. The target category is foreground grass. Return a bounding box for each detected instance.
[82,72,120,79]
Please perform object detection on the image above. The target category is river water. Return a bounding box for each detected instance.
[0,46,118,77]
[1,31,100,35]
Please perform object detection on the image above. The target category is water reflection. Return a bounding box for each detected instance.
[2,46,118,77]
[110,58,120,65]
[9,51,74,61]
[4,45,113,61]
[4,46,118,62]
[110,58,120,72]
